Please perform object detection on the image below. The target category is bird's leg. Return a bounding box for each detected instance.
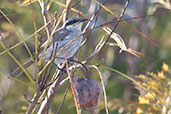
[53,62,65,75]
[53,62,62,70]
[69,58,89,78]
[67,57,74,65]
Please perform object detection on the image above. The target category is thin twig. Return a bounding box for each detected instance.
[25,91,41,114]
[38,1,131,106]
[1,10,170,57]
[102,0,130,50]
[84,0,130,63]
[0,10,34,61]
[29,0,39,93]
[56,84,70,114]
[24,94,32,104]
[89,65,109,114]
[63,0,72,22]
[66,0,130,91]
[38,0,72,66]
[70,59,89,78]
[38,0,51,38]
[37,71,67,114]
[65,56,81,114]
[0,33,35,84]
[29,1,129,113]
[81,0,106,46]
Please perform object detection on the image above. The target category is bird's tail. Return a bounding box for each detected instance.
[11,58,34,77]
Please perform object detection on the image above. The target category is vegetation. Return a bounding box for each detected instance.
[0,0,170,114]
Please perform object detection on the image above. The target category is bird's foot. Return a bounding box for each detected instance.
[53,62,65,75]
[69,58,89,78]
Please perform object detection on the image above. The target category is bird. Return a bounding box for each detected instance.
[11,17,88,76]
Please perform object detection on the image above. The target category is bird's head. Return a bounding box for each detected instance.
[64,17,88,30]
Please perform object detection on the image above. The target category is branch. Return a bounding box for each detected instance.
[63,0,72,22]
[28,1,130,113]
[55,83,69,114]
[86,0,129,63]
[37,72,68,114]
[38,0,51,38]
[25,91,41,114]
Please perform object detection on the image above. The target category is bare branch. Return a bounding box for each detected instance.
[63,0,72,22]
[38,0,51,38]
[37,72,68,114]
[55,83,69,114]
[27,1,130,113]
[25,91,41,114]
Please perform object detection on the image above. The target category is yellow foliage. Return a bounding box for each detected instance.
[161,62,168,72]
[138,96,149,104]
[157,71,165,79]
[136,107,143,114]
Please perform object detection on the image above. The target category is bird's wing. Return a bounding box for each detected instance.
[53,28,72,41]
[41,28,71,48]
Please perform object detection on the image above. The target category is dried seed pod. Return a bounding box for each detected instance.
[72,76,101,111]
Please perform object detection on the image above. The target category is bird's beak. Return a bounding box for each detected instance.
[79,18,88,22]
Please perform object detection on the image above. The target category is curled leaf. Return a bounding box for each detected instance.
[103,27,127,53]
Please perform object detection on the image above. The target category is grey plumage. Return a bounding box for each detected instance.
[40,24,83,64]
[11,17,87,76]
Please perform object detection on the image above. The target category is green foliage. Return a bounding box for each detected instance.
[0,0,170,114]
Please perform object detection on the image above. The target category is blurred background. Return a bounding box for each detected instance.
[0,0,171,114]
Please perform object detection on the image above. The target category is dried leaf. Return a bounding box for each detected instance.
[103,27,127,53]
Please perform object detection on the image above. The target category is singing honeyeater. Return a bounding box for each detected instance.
[11,17,88,76]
